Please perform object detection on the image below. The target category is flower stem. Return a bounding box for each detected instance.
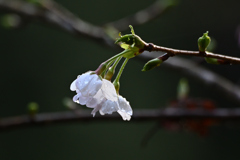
[104,49,131,64]
[111,57,122,71]
[96,50,131,75]
[113,58,129,93]
[104,57,122,80]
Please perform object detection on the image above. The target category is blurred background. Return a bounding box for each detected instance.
[0,0,240,159]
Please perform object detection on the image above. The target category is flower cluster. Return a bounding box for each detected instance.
[70,26,144,121]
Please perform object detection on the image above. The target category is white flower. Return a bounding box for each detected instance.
[70,72,132,121]
[70,72,118,116]
[117,95,133,121]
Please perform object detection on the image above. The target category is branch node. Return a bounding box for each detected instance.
[144,43,155,52]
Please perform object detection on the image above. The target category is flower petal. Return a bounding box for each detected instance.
[117,110,131,121]
[86,90,105,108]
[72,92,90,105]
[86,75,102,96]
[91,104,102,117]
[118,95,133,115]
[77,73,94,95]
[100,99,119,115]
[101,79,118,102]
[117,95,133,121]
[80,74,102,97]
[73,92,81,103]
[70,79,77,91]
[78,95,90,105]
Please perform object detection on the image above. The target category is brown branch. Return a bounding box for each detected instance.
[1,108,240,131]
[143,43,240,64]
[0,0,111,44]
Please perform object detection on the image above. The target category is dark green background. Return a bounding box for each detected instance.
[1,0,240,159]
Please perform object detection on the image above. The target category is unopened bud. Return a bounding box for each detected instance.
[198,31,211,52]
[95,62,107,75]
[1,14,21,29]
[27,102,39,116]
[142,58,163,71]
[177,78,189,99]
[204,57,220,65]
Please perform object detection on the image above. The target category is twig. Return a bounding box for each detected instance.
[0,0,111,44]
[141,123,160,147]
[143,43,240,64]
[1,108,240,131]
[139,52,240,104]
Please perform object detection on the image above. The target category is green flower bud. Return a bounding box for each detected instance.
[95,62,108,75]
[198,31,211,52]
[177,78,189,99]
[142,58,163,71]
[204,57,220,65]
[27,102,39,116]
[1,14,21,29]
[62,97,76,109]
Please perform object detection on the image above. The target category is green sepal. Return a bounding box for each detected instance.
[120,42,130,50]
[115,34,136,45]
[115,26,145,50]
[204,57,220,64]
[121,47,140,59]
[142,58,163,71]
[129,25,135,35]
[113,80,120,94]
[198,31,211,52]
[104,67,114,80]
